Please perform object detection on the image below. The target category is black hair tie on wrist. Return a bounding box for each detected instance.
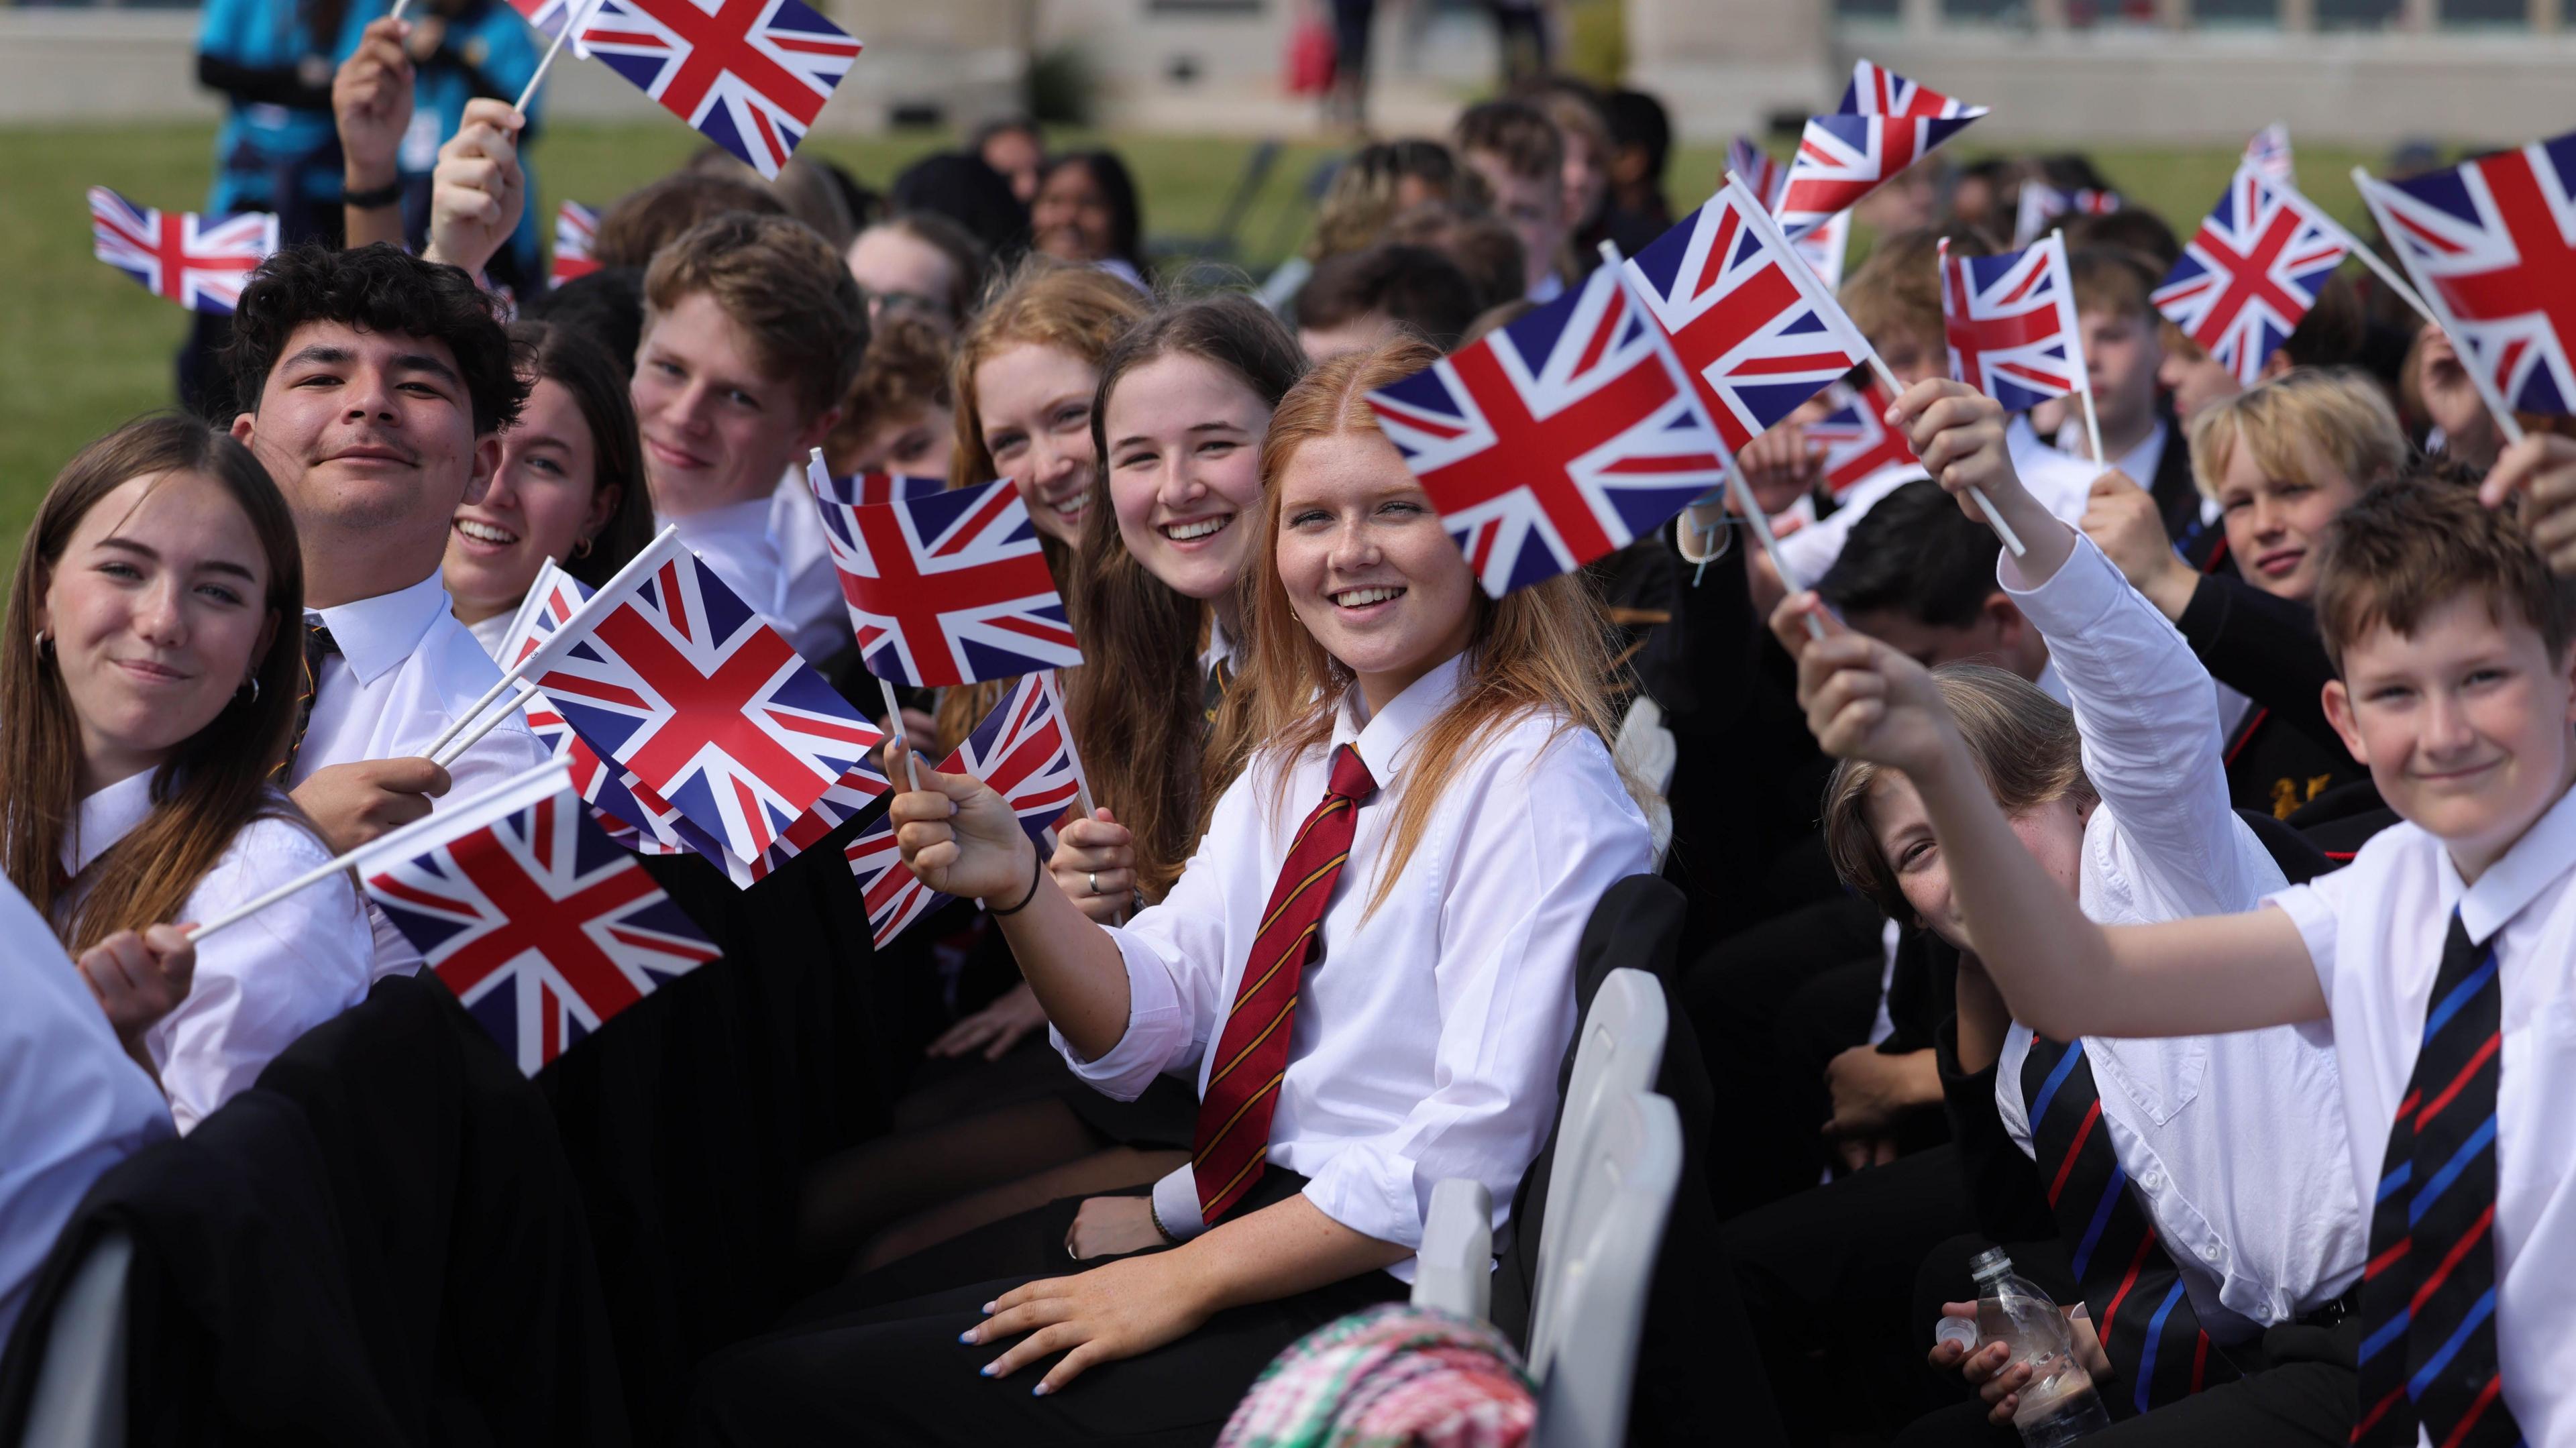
[343,180,403,211]
[985,845,1045,917]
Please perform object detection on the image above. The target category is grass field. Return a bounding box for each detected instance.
[0,121,2394,573]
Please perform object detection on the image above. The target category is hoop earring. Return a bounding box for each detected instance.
[32,629,50,657]
[572,535,595,561]
[238,675,260,705]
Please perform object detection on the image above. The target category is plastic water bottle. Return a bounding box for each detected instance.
[1968,1246,2112,1446]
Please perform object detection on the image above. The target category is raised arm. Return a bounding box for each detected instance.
[1768,596,2326,1040]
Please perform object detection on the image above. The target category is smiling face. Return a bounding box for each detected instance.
[631,290,833,519]
[1273,429,1476,712]
[2325,592,2576,877]
[847,227,959,336]
[1866,769,2088,952]
[1032,161,1117,265]
[1105,353,1274,604]
[444,377,617,626]
[36,471,277,793]
[233,319,496,606]
[2214,435,2359,602]
[976,341,1102,544]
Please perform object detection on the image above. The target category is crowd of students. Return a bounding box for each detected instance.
[7,38,2576,1448]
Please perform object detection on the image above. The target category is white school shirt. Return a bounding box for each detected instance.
[1992,535,2365,1333]
[1055,653,1653,1278]
[1776,416,2104,587]
[767,465,855,664]
[58,773,375,1133]
[288,571,549,977]
[465,608,514,661]
[0,879,172,1346]
[2267,783,2576,1445]
[2055,414,2169,495]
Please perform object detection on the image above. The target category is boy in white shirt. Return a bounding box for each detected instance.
[1780,412,2576,1447]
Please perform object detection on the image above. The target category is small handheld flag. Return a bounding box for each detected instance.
[2153,164,2356,389]
[362,762,721,1074]
[845,673,1087,948]
[2245,123,2296,186]
[89,188,276,315]
[808,471,1082,687]
[1366,260,1727,598]
[1839,59,1980,119]
[1777,110,1984,241]
[551,201,600,288]
[1940,233,2087,415]
[1806,374,1917,503]
[2012,184,2120,248]
[1728,135,1786,210]
[2356,131,2576,419]
[575,0,863,179]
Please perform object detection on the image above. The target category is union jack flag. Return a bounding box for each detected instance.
[520,531,886,865]
[2153,164,2355,389]
[496,563,689,854]
[1839,59,1978,119]
[551,201,600,288]
[361,763,721,1074]
[506,0,588,37]
[1728,135,1786,210]
[844,673,1086,949]
[1623,174,1876,455]
[1806,374,1917,502]
[1366,263,1728,598]
[1792,208,1851,292]
[1776,110,1982,241]
[2245,123,2296,186]
[2012,183,2122,247]
[2359,131,2576,416]
[812,467,948,508]
[808,471,1082,687]
[1942,234,2086,414]
[577,0,863,179]
[87,188,276,315]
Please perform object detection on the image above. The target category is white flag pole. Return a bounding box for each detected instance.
[1864,351,2030,557]
[2349,169,2528,449]
[1046,670,1100,823]
[388,0,411,21]
[431,681,539,768]
[513,0,598,116]
[2334,166,2450,331]
[422,522,678,761]
[876,677,918,793]
[2049,232,2109,467]
[186,760,568,941]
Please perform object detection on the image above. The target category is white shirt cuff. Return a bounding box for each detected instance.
[1301,1143,1426,1253]
[1151,1162,1208,1241]
[1049,927,1192,1100]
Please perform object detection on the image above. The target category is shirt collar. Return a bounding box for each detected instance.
[308,571,452,687]
[62,769,158,878]
[671,497,777,544]
[1332,650,1472,787]
[2448,779,2576,944]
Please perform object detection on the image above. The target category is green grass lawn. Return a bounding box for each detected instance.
[0,121,2392,573]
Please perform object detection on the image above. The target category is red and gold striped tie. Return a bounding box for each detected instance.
[1191,742,1377,1222]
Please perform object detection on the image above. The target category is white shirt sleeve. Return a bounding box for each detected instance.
[2004,534,2271,917]
[146,818,378,1132]
[1296,734,1650,1252]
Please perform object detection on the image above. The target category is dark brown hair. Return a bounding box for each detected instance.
[2,415,311,950]
[1072,294,1305,901]
[1452,99,1564,184]
[643,211,870,423]
[592,171,788,269]
[1387,203,1529,316]
[1294,244,1481,351]
[1821,663,2098,924]
[226,242,527,436]
[2315,474,2576,674]
[513,320,657,589]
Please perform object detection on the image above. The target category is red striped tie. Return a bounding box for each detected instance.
[1191,742,1377,1222]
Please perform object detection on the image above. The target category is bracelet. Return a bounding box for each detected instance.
[1148,1198,1179,1246]
[983,845,1044,917]
[343,180,403,211]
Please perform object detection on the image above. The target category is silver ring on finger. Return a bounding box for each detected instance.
[1087,871,1099,895]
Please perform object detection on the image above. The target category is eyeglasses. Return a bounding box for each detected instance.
[867,290,948,322]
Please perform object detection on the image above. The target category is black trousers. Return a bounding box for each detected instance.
[694,1172,1407,1447]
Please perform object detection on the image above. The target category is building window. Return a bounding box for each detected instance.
[1941,0,2031,21]
[2315,0,2404,26]
[1836,0,1904,19]
[2193,0,2282,23]
[2439,0,2530,23]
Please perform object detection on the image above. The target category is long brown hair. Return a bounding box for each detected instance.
[514,320,657,588]
[1236,338,1626,914]
[1070,294,1305,900]
[938,257,1150,751]
[1,415,309,950]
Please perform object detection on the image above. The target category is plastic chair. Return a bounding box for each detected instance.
[1409,1177,1494,1321]
[1528,1092,1683,1448]
[1529,966,1666,1368]
[19,1227,131,1448]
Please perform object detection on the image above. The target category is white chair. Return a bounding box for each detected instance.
[1527,1092,1682,1448]
[19,1227,133,1448]
[1409,1178,1494,1321]
[1530,965,1666,1367]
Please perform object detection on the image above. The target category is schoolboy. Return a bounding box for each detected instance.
[2058,247,2210,561]
[1817,480,2054,695]
[1783,435,2576,1445]
[632,211,869,663]
[1293,243,1481,359]
[1452,99,1572,302]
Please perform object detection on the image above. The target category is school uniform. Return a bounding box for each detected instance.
[2265,781,2576,1446]
[670,483,847,668]
[0,879,172,1347]
[58,773,375,1133]
[2169,572,2387,848]
[1774,416,2104,587]
[288,571,549,977]
[693,652,1652,1444]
